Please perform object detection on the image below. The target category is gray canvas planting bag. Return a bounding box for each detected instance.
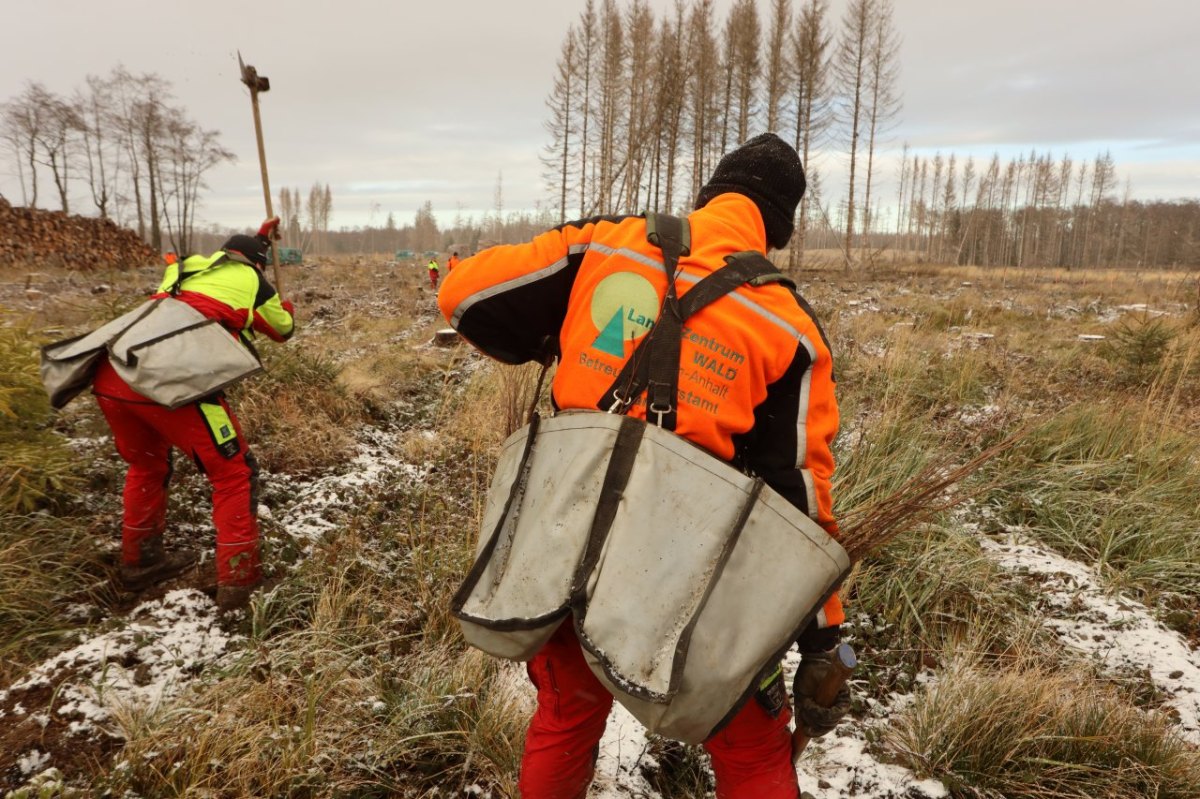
[41,296,263,410]
[453,214,850,744]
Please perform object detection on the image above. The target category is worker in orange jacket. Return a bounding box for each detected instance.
[93,218,295,613]
[439,134,848,799]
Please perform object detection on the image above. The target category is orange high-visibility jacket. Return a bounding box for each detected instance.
[439,193,843,627]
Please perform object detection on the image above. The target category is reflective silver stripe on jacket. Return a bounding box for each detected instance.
[449,248,584,327]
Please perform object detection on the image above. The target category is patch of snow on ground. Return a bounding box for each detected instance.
[277,426,428,542]
[798,730,949,799]
[592,702,659,798]
[844,298,882,316]
[16,749,49,775]
[981,533,1200,742]
[1097,303,1173,323]
[957,404,1000,426]
[1,589,230,738]
[785,651,948,799]
[587,650,948,798]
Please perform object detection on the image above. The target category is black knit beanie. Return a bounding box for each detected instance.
[221,234,269,267]
[694,133,806,250]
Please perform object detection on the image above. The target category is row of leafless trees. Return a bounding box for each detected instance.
[277,183,333,253]
[541,0,900,268]
[892,148,1200,269]
[0,67,232,254]
[189,204,558,259]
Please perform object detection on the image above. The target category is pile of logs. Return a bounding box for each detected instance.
[0,197,155,270]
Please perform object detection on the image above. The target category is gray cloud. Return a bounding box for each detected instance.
[2,0,1196,234]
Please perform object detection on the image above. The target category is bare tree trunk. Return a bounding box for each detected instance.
[542,27,577,224]
[859,0,900,259]
[788,0,833,270]
[577,0,597,217]
[686,0,719,203]
[764,0,790,132]
[834,0,871,268]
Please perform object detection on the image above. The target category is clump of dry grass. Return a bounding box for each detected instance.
[988,399,1200,611]
[0,512,107,684]
[441,357,552,458]
[886,653,1200,798]
[233,347,370,474]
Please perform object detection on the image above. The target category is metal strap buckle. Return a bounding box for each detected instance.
[607,390,631,414]
[648,401,672,426]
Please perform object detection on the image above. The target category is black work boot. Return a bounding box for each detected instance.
[215,579,262,614]
[119,536,198,591]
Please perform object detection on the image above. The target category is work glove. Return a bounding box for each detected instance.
[792,647,853,738]
[257,216,282,241]
[281,300,295,316]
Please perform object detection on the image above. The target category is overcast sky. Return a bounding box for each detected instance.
[2,0,1197,233]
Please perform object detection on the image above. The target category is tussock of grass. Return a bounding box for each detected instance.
[0,512,106,683]
[0,326,81,511]
[111,642,525,798]
[886,655,1200,799]
[233,347,371,474]
[849,525,1023,663]
[441,357,552,458]
[992,401,1200,605]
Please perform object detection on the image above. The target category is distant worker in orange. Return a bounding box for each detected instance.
[447,251,461,271]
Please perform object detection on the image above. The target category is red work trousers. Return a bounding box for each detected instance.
[96,394,262,586]
[518,620,799,799]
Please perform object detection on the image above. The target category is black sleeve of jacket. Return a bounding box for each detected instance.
[732,344,813,516]
[454,252,583,364]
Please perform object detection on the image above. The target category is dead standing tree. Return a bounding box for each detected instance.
[858,0,900,260]
[542,27,578,225]
[685,0,721,203]
[156,120,234,256]
[789,0,833,270]
[76,74,122,219]
[833,0,871,269]
[763,0,791,133]
[1,83,48,207]
[725,0,761,146]
[31,88,84,214]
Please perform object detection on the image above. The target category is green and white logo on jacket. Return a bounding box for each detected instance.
[589,272,659,357]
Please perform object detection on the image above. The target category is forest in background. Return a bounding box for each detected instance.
[537,0,1200,269]
[3,0,1198,269]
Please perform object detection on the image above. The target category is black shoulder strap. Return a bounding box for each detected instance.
[642,212,690,429]
[167,253,228,297]
[596,224,792,430]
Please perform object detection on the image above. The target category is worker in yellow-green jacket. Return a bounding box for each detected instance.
[92,218,295,613]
